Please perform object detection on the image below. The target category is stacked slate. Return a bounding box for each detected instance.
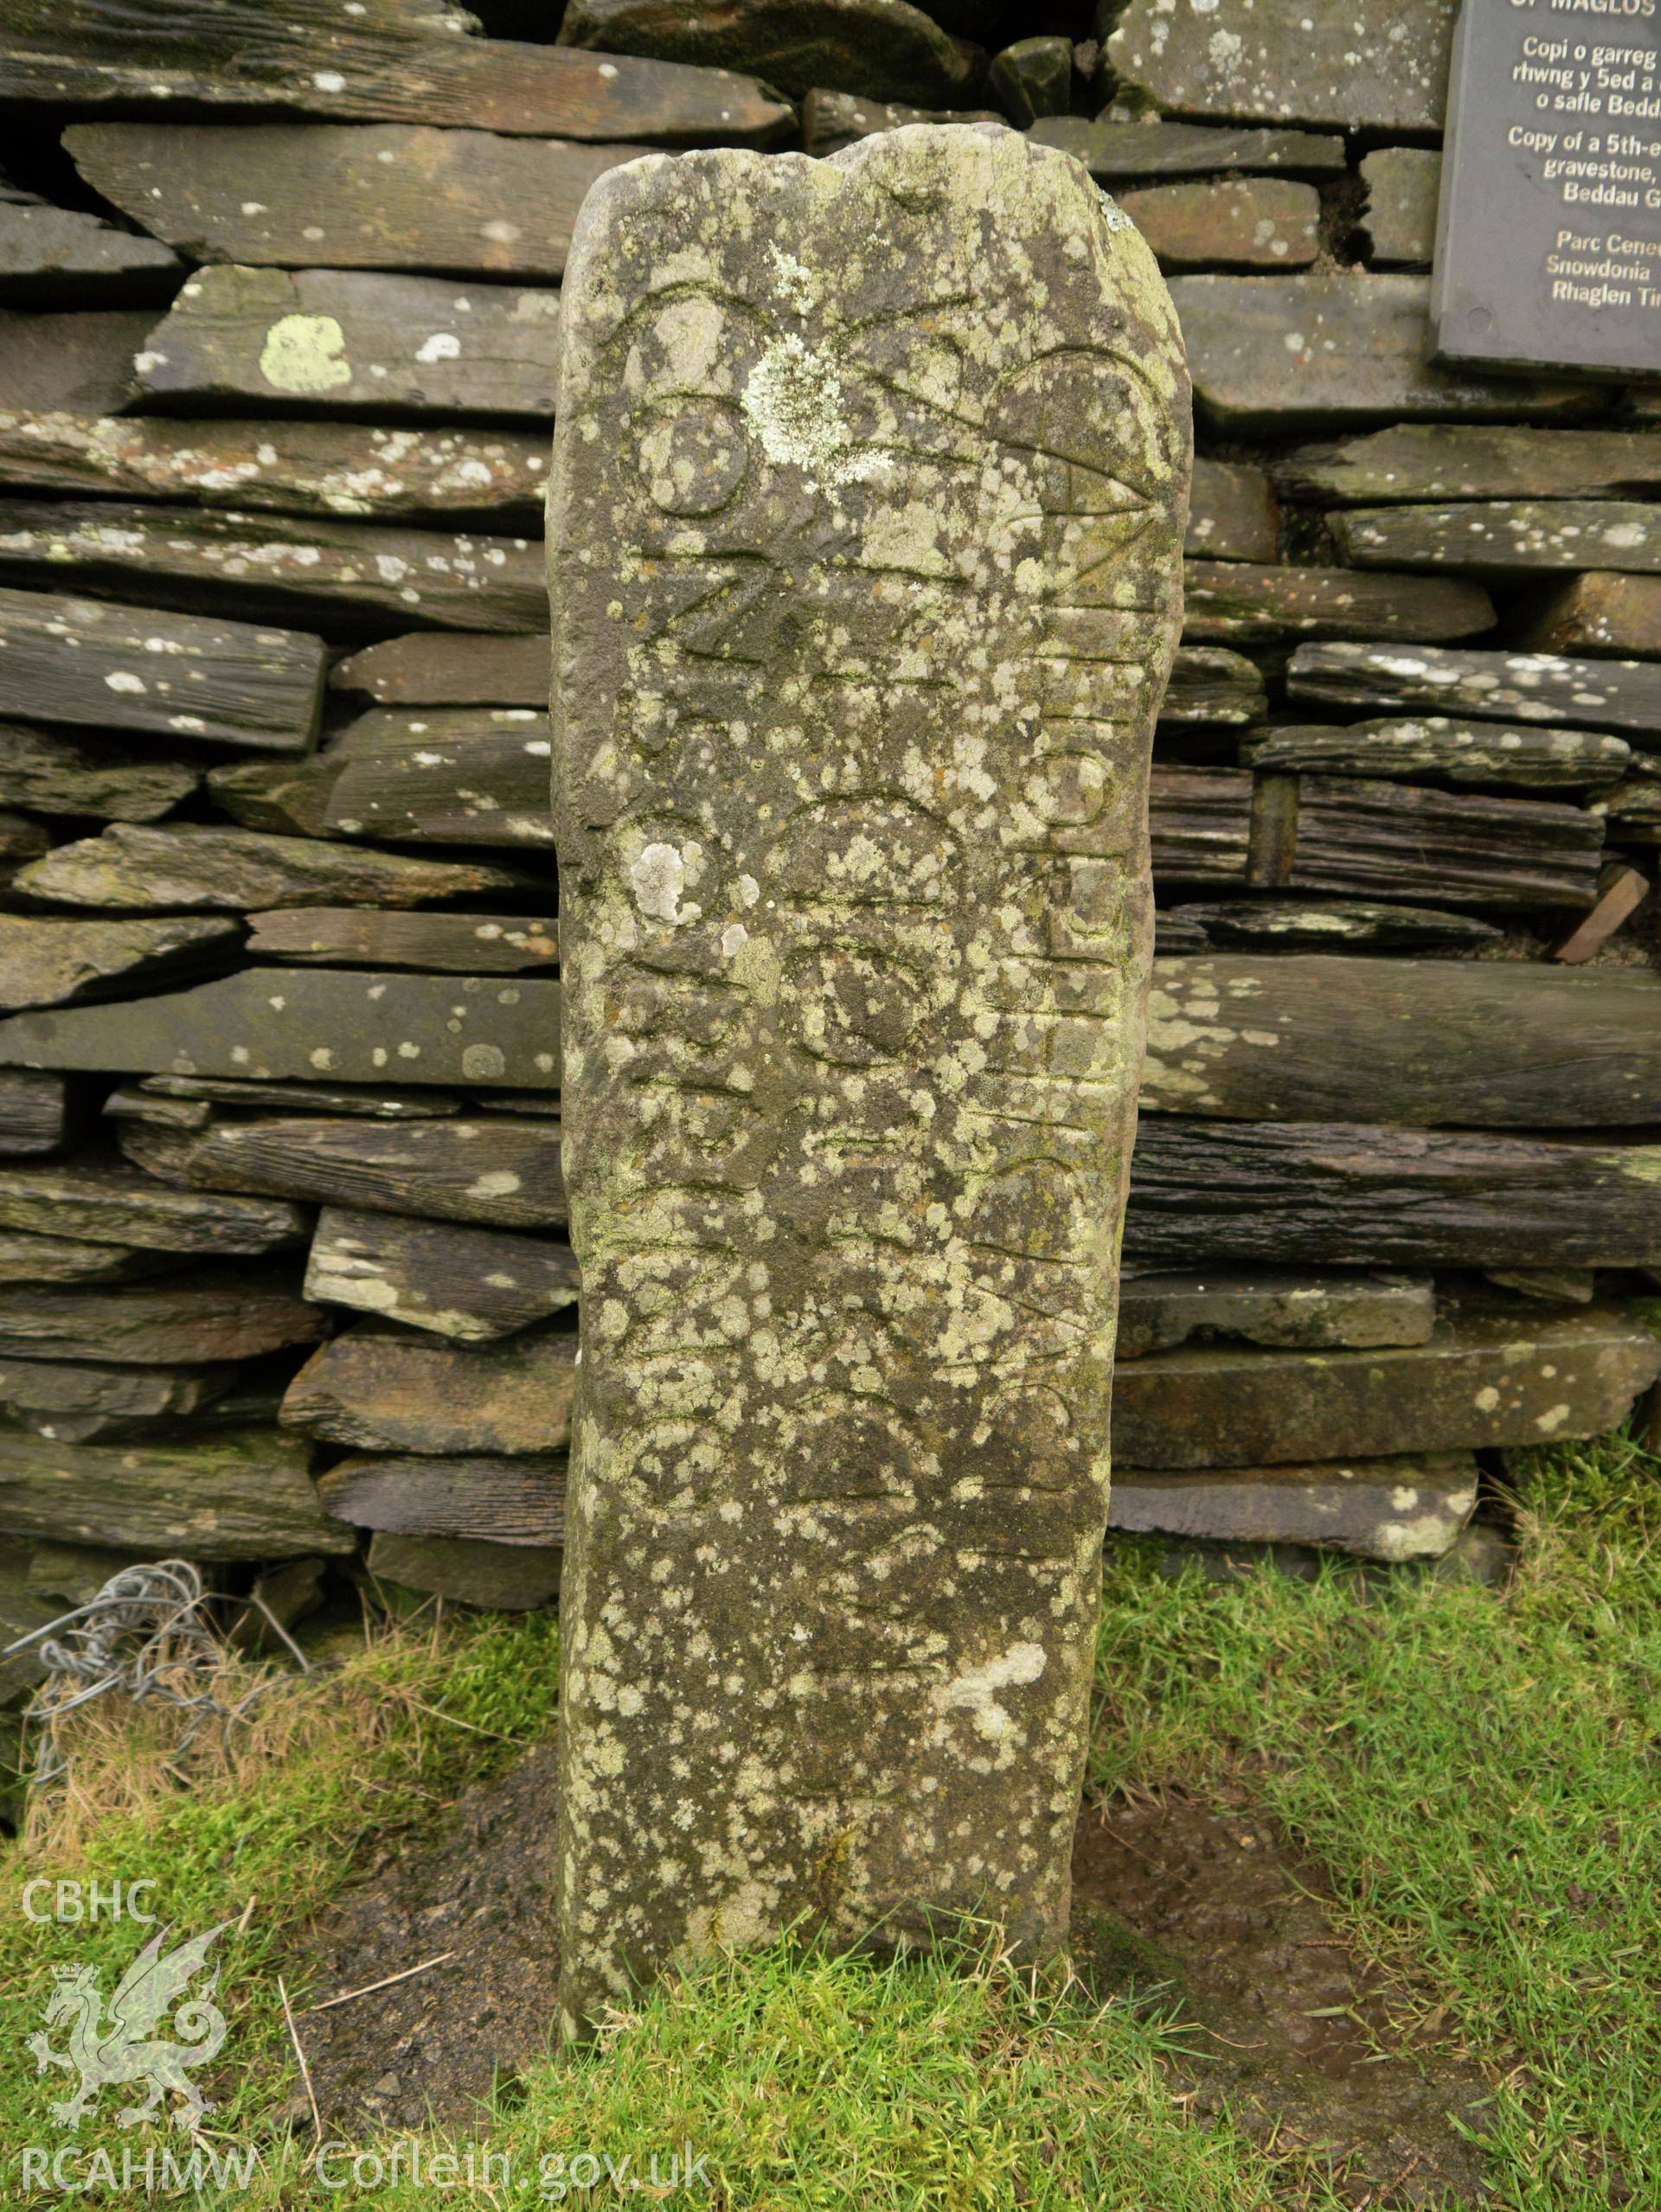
[0,0,1655,1663]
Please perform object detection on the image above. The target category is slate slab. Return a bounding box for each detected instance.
[0,1425,351,1557]
[0,969,561,1089]
[1592,780,1661,844]
[1111,1309,1661,1468]
[136,267,561,420]
[1278,425,1661,505]
[0,1270,328,1365]
[1163,646,1267,724]
[1118,1270,1434,1358]
[366,1529,561,1607]
[305,1206,579,1340]
[318,1452,567,1544]
[209,709,555,850]
[1171,272,1592,430]
[332,632,552,705]
[0,1228,168,1285]
[1126,1119,1661,1270]
[0,1355,237,1446]
[0,722,198,823]
[1106,0,1458,133]
[246,908,557,974]
[1119,179,1319,271]
[0,310,151,415]
[0,410,549,524]
[1270,777,1603,913]
[1360,149,1440,268]
[0,815,51,868]
[284,1324,576,1455]
[0,198,180,304]
[1286,642,1661,743]
[120,1114,566,1228]
[1164,901,1501,955]
[800,88,1004,154]
[16,824,542,912]
[987,37,1070,126]
[1182,559,1492,644]
[0,588,326,752]
[1517,574,1661,660]
[118,1074,461,1122]
[557,0,985,103]
[1029,118,1346,180]
[0,915,240,1014]
[0,1157,306,1253]
[0,499,546,633]
[0,0,795,144]
[1185,459,1277,562]
[1108,1455,1478,1562]
[1149,767,1251,884]
[0,1071,69,1159]
[1142,955,1661,1125]
[1241,716,1632,792]
[1334,502,1661,579]
[69,125,644,283]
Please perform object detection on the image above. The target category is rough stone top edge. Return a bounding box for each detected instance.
[554,123,1190,416]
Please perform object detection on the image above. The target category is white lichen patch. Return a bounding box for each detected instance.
[258,313,352,395]
[629,840,697,926]
[740,336,888,494]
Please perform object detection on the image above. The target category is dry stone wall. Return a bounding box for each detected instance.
[0,0,1658,1718]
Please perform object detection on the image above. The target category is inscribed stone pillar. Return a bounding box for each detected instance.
[549,125,1190,2036]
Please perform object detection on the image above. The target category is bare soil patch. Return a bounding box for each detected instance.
[284,1743,1496,2204]
[1071,1787,1496,2207]
[290,1741,560,2132]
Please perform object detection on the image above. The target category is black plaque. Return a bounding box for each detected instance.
[1432,0,1661,379]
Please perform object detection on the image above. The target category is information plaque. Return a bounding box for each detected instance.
[1432,0,1661,379]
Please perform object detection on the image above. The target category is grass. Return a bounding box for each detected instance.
[1092,1428,1661,2209]
[0,1600,561,2192]
[0,1426,1655,2206]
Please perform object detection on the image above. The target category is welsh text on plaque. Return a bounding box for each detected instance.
[1432,0,1661,379]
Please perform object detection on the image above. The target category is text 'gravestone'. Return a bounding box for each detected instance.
[1433,0,1661,380]
[549,126,1190,2036]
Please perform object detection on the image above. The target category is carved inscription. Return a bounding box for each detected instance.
[550,128,1190,2034]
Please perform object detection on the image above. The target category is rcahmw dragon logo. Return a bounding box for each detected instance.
[29,1921,233,2132]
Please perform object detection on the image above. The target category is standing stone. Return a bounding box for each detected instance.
[549,129,1190,2034]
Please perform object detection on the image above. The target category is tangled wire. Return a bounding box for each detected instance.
[3,1559,308,1790]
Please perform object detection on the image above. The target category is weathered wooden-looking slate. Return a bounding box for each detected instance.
[548,128,1190,2034]
[1431,0,1661,381]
